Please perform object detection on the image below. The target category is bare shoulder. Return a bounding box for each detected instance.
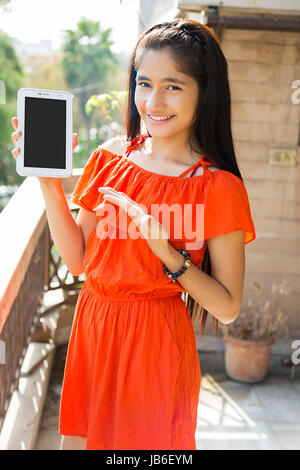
[100,134,127,155]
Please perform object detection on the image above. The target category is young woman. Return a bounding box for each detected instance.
[11,19,256,451]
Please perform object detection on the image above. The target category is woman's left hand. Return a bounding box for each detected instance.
[97,186,170,256]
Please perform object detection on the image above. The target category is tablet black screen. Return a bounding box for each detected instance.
[24,96,66,169]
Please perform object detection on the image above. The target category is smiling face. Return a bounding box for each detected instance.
[134,48,199,142]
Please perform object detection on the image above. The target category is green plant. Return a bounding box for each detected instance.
[85,89,128,123]
[222,280,290,343]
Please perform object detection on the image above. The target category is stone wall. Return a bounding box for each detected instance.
[222,28,300,335]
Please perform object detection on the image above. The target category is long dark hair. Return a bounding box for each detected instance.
[121,18,243,337]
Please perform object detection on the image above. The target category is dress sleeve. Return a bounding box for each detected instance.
[71,146,110,213]
[204,170,256,245]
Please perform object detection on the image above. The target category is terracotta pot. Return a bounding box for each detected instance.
[224,336,274,383]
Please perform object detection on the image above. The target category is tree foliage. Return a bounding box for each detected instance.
[86,89,128,124]
[61,17,118,118]
[0,30,25,185]
[61,17,119,156]
[0,0,10,8]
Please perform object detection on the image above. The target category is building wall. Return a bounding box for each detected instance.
[137,0,300,335]
[138,0,180,34]
[220,28,300,335]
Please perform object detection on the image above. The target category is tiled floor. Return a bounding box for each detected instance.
[196,351,300,450]
[34,344,300,450]
[34,345,67,451]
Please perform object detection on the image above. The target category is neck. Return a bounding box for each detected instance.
[144,132,203,165]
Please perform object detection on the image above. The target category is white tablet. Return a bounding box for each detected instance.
[16,88,73,178]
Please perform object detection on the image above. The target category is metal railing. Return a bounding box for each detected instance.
[0,174,82,431]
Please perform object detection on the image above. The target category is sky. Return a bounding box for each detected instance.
[0,0,140,54]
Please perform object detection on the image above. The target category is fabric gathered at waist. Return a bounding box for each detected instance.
[84,279,182,303]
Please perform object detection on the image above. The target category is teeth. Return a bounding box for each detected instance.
[149,115,173,121]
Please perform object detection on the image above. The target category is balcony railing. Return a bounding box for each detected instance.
[0,172,83,432]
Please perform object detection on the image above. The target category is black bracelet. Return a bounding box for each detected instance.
[163,249,192,283]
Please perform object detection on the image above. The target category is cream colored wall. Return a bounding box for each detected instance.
[221,28,300,335]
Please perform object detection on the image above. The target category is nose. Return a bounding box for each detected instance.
[145,89,165,112]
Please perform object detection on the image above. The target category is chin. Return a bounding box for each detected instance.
[147,127,183,139]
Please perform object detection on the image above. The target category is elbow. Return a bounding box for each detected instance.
[68,264,84,277]
[222,316,237,325]
[66,254,85,277]
[221,301,241,325]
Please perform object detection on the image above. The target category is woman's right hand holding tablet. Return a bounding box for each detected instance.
[11,116,79,184]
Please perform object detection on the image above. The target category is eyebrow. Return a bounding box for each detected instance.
[135,75,186,86]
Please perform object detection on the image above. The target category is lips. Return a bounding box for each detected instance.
[146,114,175,124]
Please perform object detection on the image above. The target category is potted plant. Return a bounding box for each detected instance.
[221,280,290,383]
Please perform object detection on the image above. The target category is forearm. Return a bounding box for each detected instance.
[158,243,238,325]
[39,180,85,276]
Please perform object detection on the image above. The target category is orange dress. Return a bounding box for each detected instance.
[58,134,256,450]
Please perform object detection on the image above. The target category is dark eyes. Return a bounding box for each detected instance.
[137,82,181,91]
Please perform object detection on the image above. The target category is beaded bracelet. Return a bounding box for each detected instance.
[163,249,192,283]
